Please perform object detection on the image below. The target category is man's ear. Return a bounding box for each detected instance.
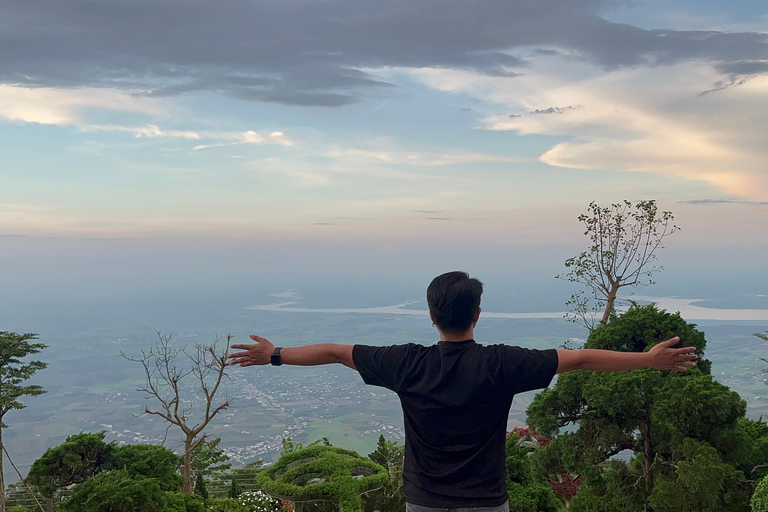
[429,310,436,325]
[473,307,481,325]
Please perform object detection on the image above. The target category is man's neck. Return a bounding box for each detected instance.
[439,328,475,342]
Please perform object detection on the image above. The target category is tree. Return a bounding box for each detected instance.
[27,431,115,510]
[194,472,208,503]
[190,437,231,482]
[0,331,47,512]
[60,470,167,512]
[556,200,678,330]
[363,435,405,512]
[228,477,242,499]
[59,442,194,512]
[112,443,183,491]
[526,305,762,511]
[504,435,561,512]
[123,332,233,493]
[752,474,768,512]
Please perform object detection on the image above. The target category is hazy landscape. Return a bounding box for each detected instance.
[1,276,766,484]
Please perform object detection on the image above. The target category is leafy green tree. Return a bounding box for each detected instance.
[738,417,768,481]
[229,477,242,499]
[556,200,678,329]
[363,435,405,512]
[504,437,561,512]
[60,442,201,512]
[0,331,47,512]
[649,438,750,512]
[190,437,231,481]
[112,443,183,491]
[194,472,208,503]
[752,474,768,512]
[60,469,167,512]
[527,304,760,511]
[28,431,115,501]
[165,491,204,512]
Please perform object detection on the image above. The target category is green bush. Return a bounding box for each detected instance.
[752,475,768,512]
[60,469,166,512]
[166,491,205,512]
[258,445,387,512]
[113,443,183,491]
[206,497,250,512]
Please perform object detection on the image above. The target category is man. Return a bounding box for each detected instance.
[228,271,697,512]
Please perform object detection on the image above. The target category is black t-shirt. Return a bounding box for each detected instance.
[353,340,558,507]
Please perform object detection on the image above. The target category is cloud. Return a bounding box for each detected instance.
[678,199,768,206]
[530,106,578,114]
[0,85,165,125]
[1,1,766,106]
[322,148,530,166]
[0,85,294,149]
[409,58,768,200]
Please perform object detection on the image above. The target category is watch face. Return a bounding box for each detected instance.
[271,347,282,366]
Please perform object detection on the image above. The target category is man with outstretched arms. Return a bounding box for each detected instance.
[228,271,697,512]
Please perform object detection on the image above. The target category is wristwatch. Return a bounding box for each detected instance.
[271,347,283,366]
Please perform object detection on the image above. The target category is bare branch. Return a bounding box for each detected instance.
[122,331,235,494]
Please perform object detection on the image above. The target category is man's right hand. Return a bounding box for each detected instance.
[556,336,697,374]
[228,334,275,367]
[647,337,698,371]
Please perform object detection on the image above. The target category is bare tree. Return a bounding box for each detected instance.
[556,200,678,330]
[123,332,233,493]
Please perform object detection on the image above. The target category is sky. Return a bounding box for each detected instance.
[1,0,767,300]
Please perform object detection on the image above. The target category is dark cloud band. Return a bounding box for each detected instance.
[1,0,766,106]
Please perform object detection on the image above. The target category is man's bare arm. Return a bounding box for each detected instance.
[556,336,697,374]
[228,335,356,370]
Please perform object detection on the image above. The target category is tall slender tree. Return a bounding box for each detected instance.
[0,331,47,512]
[557,200,678,330]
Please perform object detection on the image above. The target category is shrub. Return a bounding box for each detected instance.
[206,497,250,512]
[752,475,768,512]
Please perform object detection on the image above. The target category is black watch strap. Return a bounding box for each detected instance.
[270,347,283,366]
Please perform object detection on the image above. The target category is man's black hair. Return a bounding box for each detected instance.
[427,271,483,334]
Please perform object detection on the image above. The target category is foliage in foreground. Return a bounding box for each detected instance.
[505,435,561,512]
[0,331,48,512]
[362,435,405,512]
[28,433,192,512]
[258,445,387,512]
[752,474,768,512]
[527,304,768,512]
